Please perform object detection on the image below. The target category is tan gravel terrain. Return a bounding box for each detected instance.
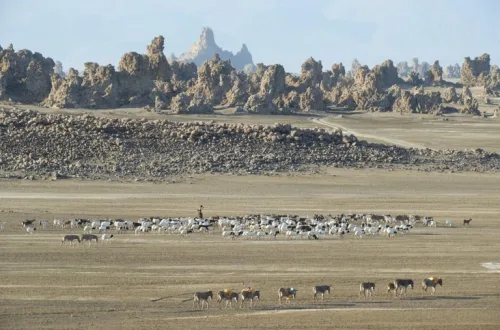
[1,169,500,329]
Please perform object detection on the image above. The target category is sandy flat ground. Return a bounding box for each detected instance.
[1,169,500,329]
[2,103,500,329]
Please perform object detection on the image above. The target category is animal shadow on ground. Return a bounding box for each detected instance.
[409,296,480,301]
[255,303,356,311]
[354,300,392,304]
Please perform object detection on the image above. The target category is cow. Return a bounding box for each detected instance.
[278,287,297,305]
[217,289,239,309]
[240,288,260,308]
[193,291,213,310]
[422,277,443,296]
[463,218,472,227]
[394,279,414,297]
[359,282,375,298]
[313,285,332,303]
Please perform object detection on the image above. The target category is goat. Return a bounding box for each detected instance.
[394,279,414,297]
[278,287,297,305]
[62,235,81,245]
[101,234,114,243]
[422,277,443,296]
[387,282,397,297]
[193,291,213,310]
[240,288,260,308]
[313,285,331,303]
[25,226,36,234]
[359,282,375,298]
[217,289,239,309]
[80,234,98,246]
[463,218,472,227]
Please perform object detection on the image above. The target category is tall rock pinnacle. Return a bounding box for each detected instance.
[177,27,254,71]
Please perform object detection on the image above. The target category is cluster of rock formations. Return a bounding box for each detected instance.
[461,54,500,93]
[1,108,498,181]
[1,30,499,115]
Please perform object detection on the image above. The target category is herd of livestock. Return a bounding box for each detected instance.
[8,213,472,243]
[191,277,444,310]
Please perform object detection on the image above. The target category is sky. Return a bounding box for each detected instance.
[1,0,499,73]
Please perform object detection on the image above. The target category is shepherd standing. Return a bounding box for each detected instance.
[197,205,204,219]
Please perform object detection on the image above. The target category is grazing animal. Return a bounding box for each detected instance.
[62,235,81,245]
[394,279,414,297]
[0,222,5,231]
[22,220,35,228]
[359,282,375,298]
[445,220,453,227]
[193,291,213,310]
[62,220,72,229]
[240,288,260,308]
[217,289,239,308]
[39,220,49,229]
[25,226,36,234]
[313,285,332,303]
[278,287,297,305]
[80,234,98,245]
[387,282,397,297]
[422,277,443,296]
[463,218,472,227]
[83,225,93,234]
[101,234,114,243]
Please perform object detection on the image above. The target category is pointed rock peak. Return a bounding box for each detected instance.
[199,27,216,47]
[240,43,249,52]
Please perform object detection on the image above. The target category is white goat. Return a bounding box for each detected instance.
[26,226,36,234]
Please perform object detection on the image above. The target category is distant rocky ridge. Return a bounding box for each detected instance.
[1,33,499,115]
[1,108,499,181]
[176,27,255,72]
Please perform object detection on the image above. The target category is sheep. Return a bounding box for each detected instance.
[39,220,49,229]
[25,226,36,235]
[0,222,5,231]
[83,225,93,234]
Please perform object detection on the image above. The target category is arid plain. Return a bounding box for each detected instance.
[1,111,500,330]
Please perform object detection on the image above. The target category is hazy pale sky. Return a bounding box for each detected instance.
[1,0,499,73]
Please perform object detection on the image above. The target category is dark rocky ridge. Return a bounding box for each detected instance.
[0,109,499,181]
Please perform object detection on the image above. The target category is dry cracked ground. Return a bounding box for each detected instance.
[1,109,500,329]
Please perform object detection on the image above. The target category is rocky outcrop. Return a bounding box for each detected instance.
[371,60,401,88]
[299,57,323,90]
[44,36,173,109]
[146,35,171,81]
[425,61,443,86]
[392,89,442,114]
[442,87,459,103]
[188,54,234,108]
[0,45,55,103]
[244,64,286,114]
[1,109,499,181]
[177,27,254,71]
[461,53,491,86]
[299,87,324,111]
